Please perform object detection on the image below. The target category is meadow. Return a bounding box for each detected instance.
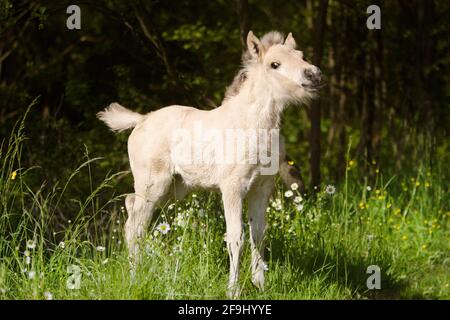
[0,109,448,300]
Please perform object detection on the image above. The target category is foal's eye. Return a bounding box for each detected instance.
[271,62,280,69]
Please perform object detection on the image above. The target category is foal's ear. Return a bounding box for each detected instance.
[284,32,297,49]
[247,31,265,60]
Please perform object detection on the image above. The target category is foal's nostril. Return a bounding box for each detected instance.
[304,69,314,81]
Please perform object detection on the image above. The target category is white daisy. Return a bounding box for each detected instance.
[294,196,303,203]
[284,190,294,198]
[366,186,372,191]
[28,270,36,279]
[44,291,53,300]
[290,183,298,191]
[25,256,31,265]
[58,241,65,249]
[296,204,304,211]
[26,240,36,250]
[157,222,171,235]
[325,185,336,195]
[96,246,106,252]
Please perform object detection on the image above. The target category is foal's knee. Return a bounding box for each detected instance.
[125,194,135,215]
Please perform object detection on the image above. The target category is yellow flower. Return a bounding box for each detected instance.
[375,189,381,195]
[421,244,427,250]
[375,169,379,174]
[11,171,17,180]
[401,235,408,241]
[386,203,392,209]
[415,181,420,187]
[287,160,294,166]
[394,208,401,215]
[347,160,355,170]
[425,182,430,188]
[358,201,367,210]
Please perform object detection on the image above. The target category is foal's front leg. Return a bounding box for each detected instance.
[247,177,274,290]
[221,186,244,299]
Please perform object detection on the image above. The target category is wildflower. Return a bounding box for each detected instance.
[425,182,431,188]
[271,199,282,211]
[24,250,30,257]
[262,263,269,271]
[168,203,175,210]
[386,203,392,209]
[401,235,408,241]
[25,256,31,265]
[415,181,420,187]
[58,241,65,249]
[198,209,205,217]
[358,202,367,210]
[294,196,303,204]
[325,185,336,195]
[96,246,106,252]
[421,244,427,250]
[296,204,304,211]
[287,160,294,166]
[284,190,293,198]
[11,170,17,180]
[28,271,36,279]
[44,292,53,300]
[157,222,171,235]
[26,240,36,250]
[366,186,372,191]
[102,259,109,265]
[375,189,381,195]
[347,160,355,170]
[375,169,379,174]
[367,234,375,242]
[290,183,298,191]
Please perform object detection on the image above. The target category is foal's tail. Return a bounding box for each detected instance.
[97,103,144,132]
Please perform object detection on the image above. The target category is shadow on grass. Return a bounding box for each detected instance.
[268,239,433,300]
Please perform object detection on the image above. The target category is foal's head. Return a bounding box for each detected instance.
[226,31,322,104]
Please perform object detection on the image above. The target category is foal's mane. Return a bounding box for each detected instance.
[222,31,285,103]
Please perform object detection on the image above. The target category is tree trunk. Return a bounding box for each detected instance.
[309,0,329,190]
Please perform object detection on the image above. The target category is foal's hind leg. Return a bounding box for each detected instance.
[124,169,172,267]
[247,176,274,290]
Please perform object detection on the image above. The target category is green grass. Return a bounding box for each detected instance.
[0,110,448,300]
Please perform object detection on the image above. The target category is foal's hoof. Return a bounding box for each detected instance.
[252,271,265,291]
[226,286,242,299]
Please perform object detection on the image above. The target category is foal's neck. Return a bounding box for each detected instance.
[228,68,286,129]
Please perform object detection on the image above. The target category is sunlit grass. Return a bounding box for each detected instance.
[0,110,448,300]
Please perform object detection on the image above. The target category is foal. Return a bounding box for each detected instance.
[98,31,321,298]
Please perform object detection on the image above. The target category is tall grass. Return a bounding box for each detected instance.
[0,109,448,300]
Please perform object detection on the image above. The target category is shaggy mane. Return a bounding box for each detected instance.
[223,31,285,102]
